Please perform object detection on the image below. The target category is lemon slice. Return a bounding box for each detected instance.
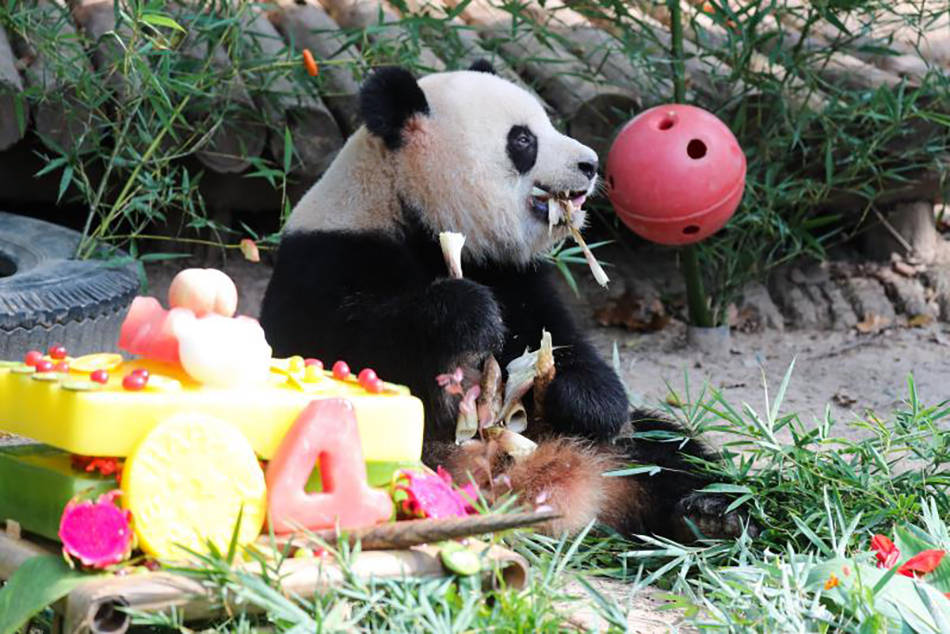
[121,413,267,562]
[72,353,124,373]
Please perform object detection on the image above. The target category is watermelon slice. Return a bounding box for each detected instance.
[118,297,190,365]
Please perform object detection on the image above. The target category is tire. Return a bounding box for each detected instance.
[0,212,140,360]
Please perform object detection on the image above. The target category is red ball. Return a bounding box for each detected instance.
[363,377,383,394]
[48,344,67,360]
[606,104,746,246]
[53,362,70,373]
[304,358,323,370]
[35,359,54,373]
[358,368,377,385]
[90,370,109,384]
[332,361,350,380]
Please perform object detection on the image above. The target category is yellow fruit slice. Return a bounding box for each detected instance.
[71,353,124,373]
[121,413,267,562]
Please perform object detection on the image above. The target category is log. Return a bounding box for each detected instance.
[629,0,828,111]
[68,0,131,98]
[11,0,95,152]
[689,0,908,93]
[395,0,553,112]
[0,24,28,151]
[267,0,363,134]
[0,531,529,634]
[317,0,446,72]
[443,0,638,158]
[170,2,268,174]
[241,6,344,178]
[777,0,933,80]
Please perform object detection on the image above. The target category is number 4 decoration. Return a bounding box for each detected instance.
[265,398,394,533]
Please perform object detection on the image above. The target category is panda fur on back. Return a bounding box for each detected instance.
[260,61,750,541]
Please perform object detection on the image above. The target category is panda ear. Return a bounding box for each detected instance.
[468,59,497,75]
[359,66,429,150]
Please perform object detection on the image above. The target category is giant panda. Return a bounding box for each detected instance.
[259,61,750,542]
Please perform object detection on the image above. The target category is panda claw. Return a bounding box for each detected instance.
[673,492,759,541]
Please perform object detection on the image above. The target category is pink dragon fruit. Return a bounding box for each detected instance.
[392,467,478,520]
[58,490,134,569]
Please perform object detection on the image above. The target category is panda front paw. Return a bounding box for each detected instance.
[425,278,506,358]
[542,364,628,440]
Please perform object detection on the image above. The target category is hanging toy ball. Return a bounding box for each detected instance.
[606,104,746,246]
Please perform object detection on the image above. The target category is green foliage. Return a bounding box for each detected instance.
[0,555,95,634]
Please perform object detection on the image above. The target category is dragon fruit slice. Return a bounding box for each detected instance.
[392,467,478,520]
[58,490,134,569]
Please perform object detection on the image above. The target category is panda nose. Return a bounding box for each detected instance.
[577,160,597,179]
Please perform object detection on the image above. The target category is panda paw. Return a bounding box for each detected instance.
[673,492,759,541]
[426,278,506,357]
[542,365,628,440]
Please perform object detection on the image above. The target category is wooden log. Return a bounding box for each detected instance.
[394,0,553,112]
[169,2,268,174]
[778,0,933,80]
[68,0,130,98]
[443,0,638,158]
[0,532,528,634]
[686,0,908,92]
[630,0,828,111]
[11,0,95,152]
[316,0,445,72]
[241,6,344,178]
[267,0,363,134]
[0,24,28,151]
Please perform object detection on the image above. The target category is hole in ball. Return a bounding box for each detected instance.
[683,225,700,235]
[658,117,675,130]
[687,139,707,159]
[608,174,615,189]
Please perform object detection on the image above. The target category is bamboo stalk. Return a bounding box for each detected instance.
[267,0,363,134]
[0,24,28,151]
[242,6,344,178]
[394,0,553,112]
[443,0,637,158]
[271,509,559,551]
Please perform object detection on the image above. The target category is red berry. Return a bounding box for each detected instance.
[358,368,378,385]
[53,362,69,373]
[122,374,147,391]
[332,361,350,380]
[35,359,54,373]
[23,350,42,367]
[90,370,109,384]
[304,358,323,370]
[363,377,384,393]
[131,368,149,379]
[48,344,67,360]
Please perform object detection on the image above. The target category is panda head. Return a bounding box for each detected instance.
[357,61,600,266]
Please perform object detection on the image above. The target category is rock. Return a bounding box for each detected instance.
[737,282,784,331]
[769,268,830,329]
[862,201,940,263]
[820,281,859,328]
[839,277,897,322]
[874,268,935,318]
[922,266,950,322]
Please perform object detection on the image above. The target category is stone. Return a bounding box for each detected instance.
[922,266,950,322]
[736,282,784,331]
[874,268,935,318]
[819,281,859,328]
[839,277,897,322]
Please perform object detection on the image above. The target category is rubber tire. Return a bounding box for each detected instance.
[0,212,140,359]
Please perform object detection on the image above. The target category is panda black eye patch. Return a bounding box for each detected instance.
[507,125,538,174]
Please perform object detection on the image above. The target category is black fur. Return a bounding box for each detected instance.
[468,59,497,74]
[359,67,429,150]
[506,125,538,175]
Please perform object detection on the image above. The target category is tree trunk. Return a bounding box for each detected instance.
[0,24,27,151]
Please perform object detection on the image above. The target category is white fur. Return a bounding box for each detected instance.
[284,69,598,266]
